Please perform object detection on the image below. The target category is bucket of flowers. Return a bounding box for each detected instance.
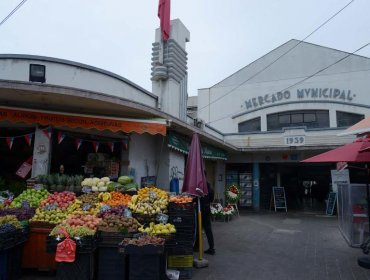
[223,205,235,222]
[210,203,224,222]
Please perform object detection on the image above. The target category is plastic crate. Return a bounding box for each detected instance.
[47,235,98,254]
[0,242,25,280]
[128,254,166,280]
[178,268,193,279]
[168,215,196,227]
[168,255,193,268]
[56,252,95,280]
[98,231,133,247]
[168,202,195,213]
[97,246,127,280]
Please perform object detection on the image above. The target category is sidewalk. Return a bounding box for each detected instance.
[192,211,370,280]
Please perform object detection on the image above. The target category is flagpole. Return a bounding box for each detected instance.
[197,196,203,260]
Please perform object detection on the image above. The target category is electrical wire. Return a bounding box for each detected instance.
[206,41,370,125]
[0,0,28,27]
[197,0,355,114]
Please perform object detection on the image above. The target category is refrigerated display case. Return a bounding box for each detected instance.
[337,183,369,247]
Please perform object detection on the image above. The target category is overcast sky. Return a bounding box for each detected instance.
[0,0,369,97]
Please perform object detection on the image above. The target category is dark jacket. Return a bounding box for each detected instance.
[200,181,214,212]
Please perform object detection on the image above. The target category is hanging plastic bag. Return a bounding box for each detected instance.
[55,227,76,263]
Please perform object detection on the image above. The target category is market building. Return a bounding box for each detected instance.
[0,19,233,200]
[196,39,370,211]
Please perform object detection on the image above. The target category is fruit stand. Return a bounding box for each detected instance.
[0,175,197,280]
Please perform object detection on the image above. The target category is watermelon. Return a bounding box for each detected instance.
[118,176,133,185]
[124,183,138,191]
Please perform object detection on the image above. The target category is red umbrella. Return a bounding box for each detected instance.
[182,133,208,263]
[301,137,370,163]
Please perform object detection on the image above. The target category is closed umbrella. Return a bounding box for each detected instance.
[182,133,208,265]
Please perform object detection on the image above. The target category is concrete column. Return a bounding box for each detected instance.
[329,109,337,128]
[252,162,260,210]
[31,126,52,177]
[260,114,267,131]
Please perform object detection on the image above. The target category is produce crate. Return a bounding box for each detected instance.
[168,255,193,268]
[29,221,56,229]
[119,244,164,255]
[47,235,98,254]
[56,252,96,280]
[168,214,196,227]
[177,268,193,279]
[97,246,127,280]
[0,230,17,251]
[165,240,193,255]
[0,242,25,280]
[168,202,195,213]
[97,230,134,247]
[127,254,166,280]
[132,213,156,225]
[22,227,56,271]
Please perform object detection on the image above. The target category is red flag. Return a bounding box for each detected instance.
[6,137,14,150]
[58,132,65,144]
[158,0,170,41]
[108,142,115,153]
[75,139,83,150]
[24,134,33,146]
[92,141,100,153]
[42,127,52,140]
[122,139,128,150]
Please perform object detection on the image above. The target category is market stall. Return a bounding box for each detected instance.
[0,179,197,280]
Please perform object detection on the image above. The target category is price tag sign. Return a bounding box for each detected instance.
[16,162,32,179]
[33,184,44,191]
[124,208,132,218]
[284,135,305,146]
[82,203,93,211]
[149,191,157,198]
[21,200,31,209]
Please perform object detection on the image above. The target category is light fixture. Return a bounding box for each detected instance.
[29,64,46,83]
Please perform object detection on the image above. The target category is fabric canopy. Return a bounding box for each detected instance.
[0,107,167,136]
[301,137,370,163]
[338,116,370,136]
[168,131,228,160]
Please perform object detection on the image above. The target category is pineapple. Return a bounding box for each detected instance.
[48,174,56,192]
[56,175,64,192]
[74,175,83,193]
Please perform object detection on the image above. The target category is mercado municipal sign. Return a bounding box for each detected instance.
[244,87,356,110]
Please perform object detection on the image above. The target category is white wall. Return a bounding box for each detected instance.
[0,56,157,107]
[198,40,370,134]
[128,133,158,186]
[169,150,185,192]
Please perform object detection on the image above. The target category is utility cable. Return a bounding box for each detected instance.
[197,0,355,114]
[207,41,370,125]
[0,0,28,27]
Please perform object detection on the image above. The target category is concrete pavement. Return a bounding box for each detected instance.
[192,211,370,280]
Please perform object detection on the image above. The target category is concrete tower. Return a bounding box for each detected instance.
[151,19,190,120]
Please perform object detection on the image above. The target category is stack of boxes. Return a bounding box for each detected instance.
[167,202,196,279]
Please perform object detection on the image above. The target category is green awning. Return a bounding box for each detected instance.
[168,131,227,160]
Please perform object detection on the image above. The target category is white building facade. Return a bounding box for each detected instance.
[197,40,370,210]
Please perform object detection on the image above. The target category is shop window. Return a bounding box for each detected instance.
[291,113,303,123]
[267,110,329,131]
[238,117,261,133]
[336,111,364,128]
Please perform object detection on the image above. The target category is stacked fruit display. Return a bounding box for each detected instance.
[81,177,111,192]
[98,214,139,232]
[169,195,193,204]
[128,187,168,215]
[62,213,102,231]
[138,222,176,235]
[30,200,81,225]
[10,189,50,208]
[0,215,22,229]
[49,224,96,238]
[39,191,76,209]
[0,207,36,221]
[103,192,131,207]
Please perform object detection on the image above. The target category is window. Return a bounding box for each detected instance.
[336,111,364,127]
[238,117,261,132]
[267,110,329,131]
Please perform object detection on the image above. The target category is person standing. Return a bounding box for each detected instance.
[194,171,215,255]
